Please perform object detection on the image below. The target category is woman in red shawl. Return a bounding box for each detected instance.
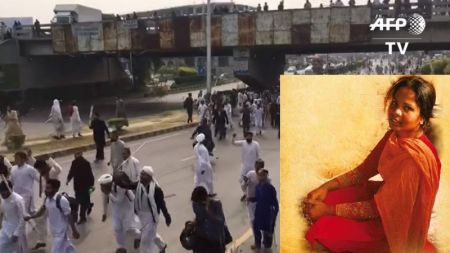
[303,76,441,253]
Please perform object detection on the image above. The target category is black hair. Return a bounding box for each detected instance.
[0,180,12,192]
[385,75,436,130]
[191,186,208,203]
[46,179,61,191]
[14,151,27,160]
[34,159,47,169]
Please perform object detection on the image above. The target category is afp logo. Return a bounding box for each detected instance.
[370,13,426,35]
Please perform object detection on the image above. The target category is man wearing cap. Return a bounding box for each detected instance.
[193,134,215,196]
[232,132,260,202]
[98,173,140,252]
[118,166,171,253]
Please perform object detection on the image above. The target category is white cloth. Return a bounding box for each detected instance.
[234,140,260,178]
[49,99,64,136]
[110,140,125,171]
[45,193,75,253]
[103,184,139,248]
[35,158,62,243]
[243,170,258,198]
[135,182,159,224]
[119,156,141,183]
[193,143,214,194]
[247,202,256,226]
[0,192,28,253]
[70,106,81,135]
[254,108,263,129]
[198,104,208,121]
[10,164,39,214]
[138,213,158,253]
[224,103,233,128]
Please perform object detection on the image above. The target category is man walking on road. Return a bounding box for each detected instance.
[0,180,28,253]
[25,179,80,253]
[193,134,215,196]
[232,132,260,202]
[109,131,125,173]
[118,166,171,253]
[119,147,141,185]
[99,173,140,252]
[184,93,194,123]
[10,151,39,215]
[33,156,63,250]
[252,169,279,251]
[90,112,110,162]
[67,152,95,224]
[242,159,265,235]
[198,100,208,122]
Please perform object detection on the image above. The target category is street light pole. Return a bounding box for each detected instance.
[206,0,212,95]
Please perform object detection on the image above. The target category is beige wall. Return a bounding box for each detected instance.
[280,75,450,253]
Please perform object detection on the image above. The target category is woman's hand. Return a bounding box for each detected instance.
[306,185,328,203]
[306,200,335,221]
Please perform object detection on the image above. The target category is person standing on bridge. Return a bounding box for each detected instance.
[0,180,28,253]
[232,132,260,202]
[193,134,215,197]
[99,173,140,252]
[70,101,82,138]
[89,112,110,162]
[108,131,126,173]
[184,93,194,124]
[48,99,65,140]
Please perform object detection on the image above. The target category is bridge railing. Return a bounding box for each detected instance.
[370,0,450,21]
[12,24,52,40]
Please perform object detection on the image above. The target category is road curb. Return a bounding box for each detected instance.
[34,122,198,160]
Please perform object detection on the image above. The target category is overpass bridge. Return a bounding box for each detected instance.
[2,1,450,92]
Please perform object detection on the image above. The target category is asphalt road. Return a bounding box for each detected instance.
[26,119,279,253]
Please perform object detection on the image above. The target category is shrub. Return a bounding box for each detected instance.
[107,118,129,131]
[177,66,197,76]
[444,63,450,75]
[6,135,26,150]
[420,64,432,74]
[431,60,447,74]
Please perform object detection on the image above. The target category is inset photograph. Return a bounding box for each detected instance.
[280,75,449,253]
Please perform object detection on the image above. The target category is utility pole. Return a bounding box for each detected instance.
[206,0,212,94]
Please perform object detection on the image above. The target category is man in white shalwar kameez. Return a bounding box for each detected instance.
[232,132,260,201]
[0,180,28,253]
[242,159,264,235]
[119,147,141,184]
[224,101,233,129]
[70,102,82,138]
[32,157,63,250]
[119,166,171,253]
[99,174,140,252]
[193,134,215,196]
[198,100,208,122]
[10,151,39,215]
[254,104,264,136]
[25,179,80,253]
[48,99,65,139]
[109,132,126,173]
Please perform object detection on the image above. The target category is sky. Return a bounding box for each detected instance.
[0,0,368,23]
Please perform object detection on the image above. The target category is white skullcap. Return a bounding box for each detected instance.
[98,174,113,185]
[196,133,205,143]
[142,166,154,176]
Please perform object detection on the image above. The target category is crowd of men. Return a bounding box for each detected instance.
[0,87,280,252]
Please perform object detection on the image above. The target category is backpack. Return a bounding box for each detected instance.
[55,192,79,221]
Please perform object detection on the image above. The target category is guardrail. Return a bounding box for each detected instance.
[11,1,450,41]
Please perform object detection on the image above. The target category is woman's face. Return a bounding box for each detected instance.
[388,87,423,138]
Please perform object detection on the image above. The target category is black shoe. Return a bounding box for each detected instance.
[32,242,46,250]
[240,194,247,202]
[87,203,94,215]
[134,239,141,249]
